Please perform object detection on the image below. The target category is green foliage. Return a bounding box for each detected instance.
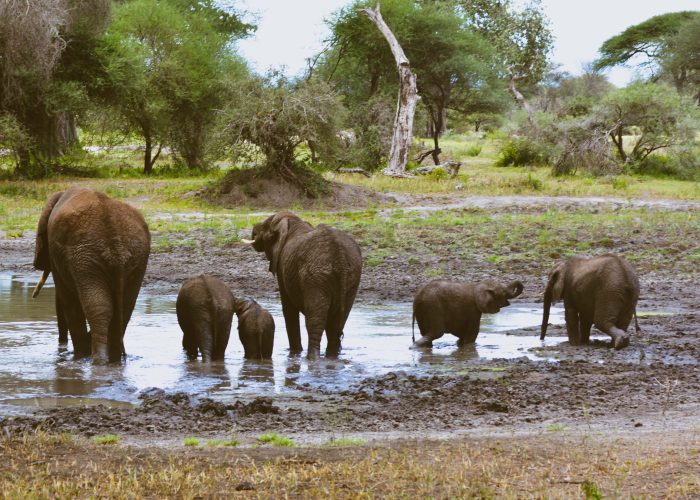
[466,144,482,157]
[206,438,240,447]
[595,11,700,102]
[93,434,119,445]
[581,480,603,500]
[496,137,547,167]
[257,433,295,447]
[324,437,366,447]
[183,437,200,447]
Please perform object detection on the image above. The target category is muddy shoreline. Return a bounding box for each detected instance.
[1,196,699,442]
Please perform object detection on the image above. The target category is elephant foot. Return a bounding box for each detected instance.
[613,335,630,350]
[307,347,321,360]
[411,337,433,349]
[326,339,341,358]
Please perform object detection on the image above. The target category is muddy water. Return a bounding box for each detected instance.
[0,272,567,411]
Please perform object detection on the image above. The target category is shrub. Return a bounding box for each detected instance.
[466,143,482,157]
[496,137,547,167]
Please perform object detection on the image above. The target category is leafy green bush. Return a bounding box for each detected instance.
[496,137,547,167]
[466,143,482,156]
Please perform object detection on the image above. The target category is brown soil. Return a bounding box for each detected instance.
[1,195,698,445]
[205,167,391,209]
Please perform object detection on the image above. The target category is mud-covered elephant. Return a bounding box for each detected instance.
[234,297,275,360]
[33,187,150,362]
[242,211,362,359]
[541,254,640,349]
[176,275,235,362]
[412,279,524,348]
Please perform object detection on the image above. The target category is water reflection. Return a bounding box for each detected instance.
[1,272,567,409]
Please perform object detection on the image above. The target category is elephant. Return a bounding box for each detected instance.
[242,211,362,359]
[176,275,235,362]
[33,186,150,363]
[541,254,640,349]
[233,297,275,360]
[412,279,524,348]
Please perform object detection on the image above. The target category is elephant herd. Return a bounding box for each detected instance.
[31,187,641,364]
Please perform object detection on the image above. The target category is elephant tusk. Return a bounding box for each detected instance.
[240,238,256,245]
[32,270,50,298]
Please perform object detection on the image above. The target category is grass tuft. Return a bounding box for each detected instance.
[257,432,295,447]
[92,434,119,445]
[183,437,200,447]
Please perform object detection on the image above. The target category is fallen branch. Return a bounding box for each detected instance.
[414,160,461,178]
[336,167,371,178]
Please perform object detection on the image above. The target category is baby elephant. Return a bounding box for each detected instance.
[541,254,640,349]
[234,297,275,360]
[412,279,524,348]
[176,275,235,362]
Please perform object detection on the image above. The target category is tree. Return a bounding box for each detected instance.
[359,4,419,176]
[0,0,110,175]
[221,74,344,195]
[320,0,506,167]
[596,82,696,167]
[459,0,553,118]
[594,12,700,102]
[100,0,252,174]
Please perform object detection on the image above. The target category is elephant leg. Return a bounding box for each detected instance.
[460,318,481,345]
[411,316,443,349]
[565,307,582,345]
[211,313,232,361]
[325,307,350,358]
[579,318,593,345]
[596,322,630,350]
[76,279,115,363]
[183,330,199,360]
[303,291,330,360]
[197,323,214,363]
[281,295,302,354]
[55,276,90,355]
[55,293,69,344]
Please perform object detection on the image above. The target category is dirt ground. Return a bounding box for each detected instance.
[1,194,698,449]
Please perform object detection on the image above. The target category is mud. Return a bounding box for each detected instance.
[1,194,698,441]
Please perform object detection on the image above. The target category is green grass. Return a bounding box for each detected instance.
[545,424,568,433]
[206,438,240,448]
[257,432,295,447]
[324,437,366,447]
[92,434,119,445]
[183,437,200,447]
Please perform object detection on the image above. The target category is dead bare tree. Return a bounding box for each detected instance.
[360,3,420,177]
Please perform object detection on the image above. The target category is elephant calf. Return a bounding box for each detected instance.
[541,254,640,349]
[412,279,524,348]
[176,275,235,362]
[234,298,275,360]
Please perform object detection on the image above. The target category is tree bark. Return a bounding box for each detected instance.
[360,4,420,177]
[508,70,535,126]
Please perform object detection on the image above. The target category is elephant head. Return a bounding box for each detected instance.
[242,211,306,276]
[475,280,524,314]
[540,262,566,340]
[32,191,64,297]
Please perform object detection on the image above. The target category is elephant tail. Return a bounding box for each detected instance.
[114,269,126,357]
[634,308,641,333]
[412,311,415,344]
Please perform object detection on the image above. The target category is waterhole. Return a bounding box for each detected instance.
[0,272,567,411]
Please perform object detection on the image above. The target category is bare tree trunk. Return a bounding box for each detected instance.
[508,70,535,125]
[360,4,420,177]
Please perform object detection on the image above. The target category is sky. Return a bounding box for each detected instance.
[235,0,700,87]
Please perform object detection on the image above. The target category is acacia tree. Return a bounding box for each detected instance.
[459,0,553,119]
[594,11,700,102]
[0,0,110,175]
[221,75,344,195]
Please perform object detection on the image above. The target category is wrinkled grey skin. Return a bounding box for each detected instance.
[33,187,150,363]
[234,297,275,360]
[412,279,524,348]
[541,254,640,350]
[246,211,362,359]
[176,275,235,362]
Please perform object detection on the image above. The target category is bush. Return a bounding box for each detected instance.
[466,143,482,157]
[496,137,547,167]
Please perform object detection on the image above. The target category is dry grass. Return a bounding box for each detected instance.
[1,431,699,498]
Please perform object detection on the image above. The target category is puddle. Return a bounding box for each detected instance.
[0,272,568,411]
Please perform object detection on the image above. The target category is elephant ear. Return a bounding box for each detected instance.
[475,284,498,313]
[268,215,290,276]
[545,263,565,303]
[33,191,64,271]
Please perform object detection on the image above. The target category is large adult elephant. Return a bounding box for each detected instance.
[541,254,640,349]
[33,187,151,363]
[242,211,362,359]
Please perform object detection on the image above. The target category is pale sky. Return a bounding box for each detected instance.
[236,0,700,87]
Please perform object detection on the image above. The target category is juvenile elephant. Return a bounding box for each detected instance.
[242,211,362,359]
[176,275,235,362]
[412,279,524,348]
[33,187,150,363]
[233,297,275,360]
[541,254,640,349]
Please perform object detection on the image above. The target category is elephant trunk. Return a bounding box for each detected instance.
[32,269,50,298]
[541,289,552,341]
[507,280,524,298]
